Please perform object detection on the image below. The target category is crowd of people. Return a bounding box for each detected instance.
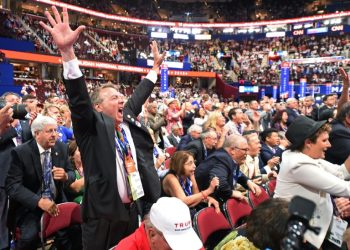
[3,4,350,250]
[3,10,350,85]
[59,0,335,23]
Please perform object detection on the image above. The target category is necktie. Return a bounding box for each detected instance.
[115,126,133,200]
[42,151,56,200]
[237,123,242,134]
[15,123,22,145]
[271,147,276,154]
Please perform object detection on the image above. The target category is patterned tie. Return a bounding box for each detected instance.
[237,123,242,134]
[115,127,133,200]
[42,151,56,200]
[15,123,22,145]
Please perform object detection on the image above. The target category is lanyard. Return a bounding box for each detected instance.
[179,177,192,196]
[115,127,132,161]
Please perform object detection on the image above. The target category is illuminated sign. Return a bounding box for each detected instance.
[239,86,259,93]
[150,32,167,38]
[293,29,304,36]
[147,60,183,69]
[173,33,189,40]
[266,31,286,37]
[306,27,328,34]
[331,25,344,31]
[194,34,211,40]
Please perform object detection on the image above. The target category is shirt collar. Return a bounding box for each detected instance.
[36,142,51,155]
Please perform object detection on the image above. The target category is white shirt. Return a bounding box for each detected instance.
[275,150,350,248]
[37,142,51,168]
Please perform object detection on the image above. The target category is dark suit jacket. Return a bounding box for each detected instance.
[177,134,193,151]
[182,111,194,134]
[167,133,180,148]
[0,120,32,188]
[326,120,350,165]
[195,148,249,203]
[259,143,283,172]
[286,107,299,126]
[6,139,74,220]
[184,139,212,166]
[64,76,160,222]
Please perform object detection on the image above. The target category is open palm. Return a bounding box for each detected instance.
[39,6,85,53]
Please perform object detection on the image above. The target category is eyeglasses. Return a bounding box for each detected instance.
[235,147,249,152]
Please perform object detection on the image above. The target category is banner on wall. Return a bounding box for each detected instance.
[273,85,278,99]
[280,62,290,98]
[325,83,332,95]
[160,64,169,92]
[288,81,295,98]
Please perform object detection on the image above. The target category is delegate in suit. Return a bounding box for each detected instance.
[6,116,75,250]
[39,6,165,250]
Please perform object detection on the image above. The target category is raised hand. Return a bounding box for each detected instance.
[339,67,350,87]
[39,6,85,61]
[0,103,13,135]
[150,41,166,74]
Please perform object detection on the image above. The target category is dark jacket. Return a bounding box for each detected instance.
[0,120,32,187]
[167,133,180,148]
[195,148,249,203]
[64,76,160,222]
[6,139,74,217]
[286,107,299,126]
[260,142,283,169]
[177,134,193,151]
[184,139,213,166]
[325,119,350,165]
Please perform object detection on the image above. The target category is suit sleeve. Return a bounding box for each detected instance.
[6,149,41,211]
[63,76,95,138]
[330,128,350,162]
[237,171,249,189]
[209,162,232,201]
[124,78,155,117]
[0,127,17,146]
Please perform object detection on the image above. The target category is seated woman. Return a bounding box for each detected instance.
[162,151,220,217]
[274,116,350,249]
[272,109,288,132]
[67,140,84,204]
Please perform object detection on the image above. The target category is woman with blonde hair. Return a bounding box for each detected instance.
[203,110,228,148]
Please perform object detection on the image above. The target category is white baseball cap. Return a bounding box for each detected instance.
[150,197,203,250]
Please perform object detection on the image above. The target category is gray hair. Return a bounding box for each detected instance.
[31,115,57,136]
[201,129,216,140]
[188,124,202,134]
[286,98,297,105]
[223,134,247,149]
[90,83,119,105]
